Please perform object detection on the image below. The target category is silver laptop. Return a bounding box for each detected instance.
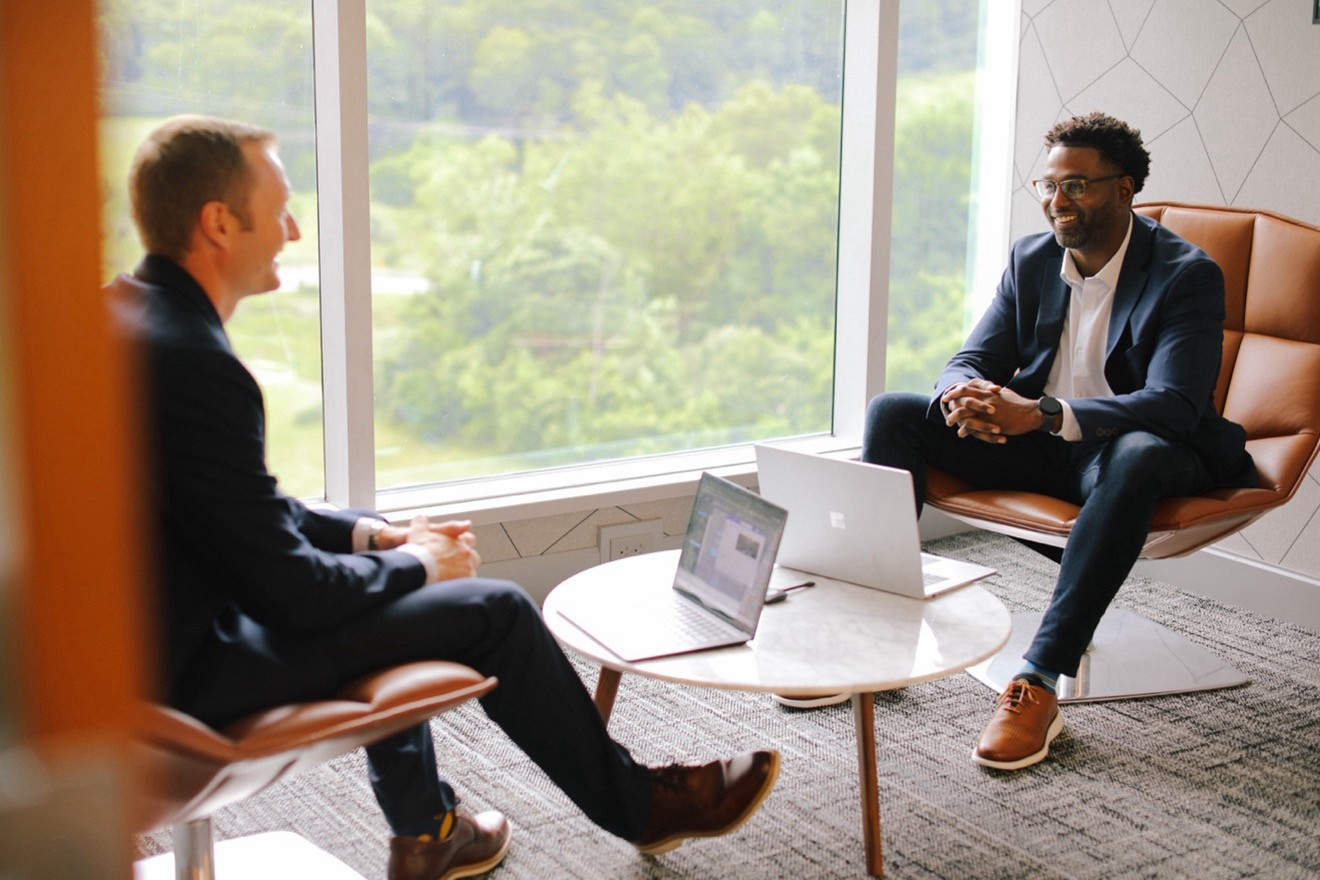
[754,444,994,598]
[559,472,788,662]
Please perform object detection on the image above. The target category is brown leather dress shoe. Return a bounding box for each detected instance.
[388,809,512,880]
[973,678,1063,771]
[771,692,850,709]
[633,749,780,855]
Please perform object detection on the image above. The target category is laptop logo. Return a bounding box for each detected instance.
[829,511,847,530]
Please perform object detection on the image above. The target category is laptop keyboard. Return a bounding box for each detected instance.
[560,586,752,663]
[660,600,740,642]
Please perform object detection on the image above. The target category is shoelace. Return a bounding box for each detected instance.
[651,764,692,792]
[998,680,1039,714]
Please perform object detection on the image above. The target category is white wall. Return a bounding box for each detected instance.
[1012,0,1320,240]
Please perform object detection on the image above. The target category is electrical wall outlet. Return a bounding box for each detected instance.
[598,520,664,563]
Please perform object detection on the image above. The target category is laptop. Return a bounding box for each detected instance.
[754,444,994,598]
[558,472,788,662]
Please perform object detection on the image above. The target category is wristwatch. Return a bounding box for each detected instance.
[366,519,388,551]
[1037,395,1062,434]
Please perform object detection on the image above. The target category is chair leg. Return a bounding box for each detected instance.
[172,817,216,880]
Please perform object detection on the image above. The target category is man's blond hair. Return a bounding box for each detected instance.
[129,115,276,261]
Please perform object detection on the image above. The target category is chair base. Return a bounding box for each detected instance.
[134,831,365,880]
[966,608,1249,703]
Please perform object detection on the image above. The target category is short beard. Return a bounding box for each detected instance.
[1051,218,1089,250]
[1053,229,1086,249]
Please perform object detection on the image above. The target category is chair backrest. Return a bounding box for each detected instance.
[1135,203,1320,499]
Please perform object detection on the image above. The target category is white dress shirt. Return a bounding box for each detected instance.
[1044,215,1133,441]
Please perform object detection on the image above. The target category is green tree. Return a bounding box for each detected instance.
[886,71,977,392]
[374,79,845,463]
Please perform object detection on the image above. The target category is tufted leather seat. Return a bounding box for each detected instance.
[135,660,497,878]
[927,202,1320,559]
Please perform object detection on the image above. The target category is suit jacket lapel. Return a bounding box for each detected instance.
[1036,252,1068,353]
[1107,213,1153,360]
[1013,251,1068,391]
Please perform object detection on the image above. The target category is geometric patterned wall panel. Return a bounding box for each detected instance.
[1013,0,1320,576]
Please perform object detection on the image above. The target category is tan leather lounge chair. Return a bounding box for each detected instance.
[927,202,1320,701]
[134,661,497,879]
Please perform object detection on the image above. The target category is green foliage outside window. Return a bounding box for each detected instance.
[98,0,981,497]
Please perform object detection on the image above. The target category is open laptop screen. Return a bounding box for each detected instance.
[674,473,787,629]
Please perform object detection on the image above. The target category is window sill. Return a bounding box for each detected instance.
[375,436,860,526]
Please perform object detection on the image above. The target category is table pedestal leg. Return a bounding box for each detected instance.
[852,691,883,876]
[594,667,622,724]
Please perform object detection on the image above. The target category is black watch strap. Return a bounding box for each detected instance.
[1037,395,1062,433]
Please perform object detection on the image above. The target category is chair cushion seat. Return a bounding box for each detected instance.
[136,660,497,831]
[927,468,1285,541]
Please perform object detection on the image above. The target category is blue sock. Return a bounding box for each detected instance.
[1015,661,1059,693]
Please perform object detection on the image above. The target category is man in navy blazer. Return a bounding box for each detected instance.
[862,113,1254,771]
[114,115,779,880]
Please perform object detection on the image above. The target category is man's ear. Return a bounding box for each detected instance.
[1118,175,1136,206]
[195,200,232,249]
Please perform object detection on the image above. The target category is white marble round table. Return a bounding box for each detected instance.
[543,549,1011,877]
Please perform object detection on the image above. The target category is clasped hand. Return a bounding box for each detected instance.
[405,515,480,580]
[940,379,1041,443]
[369,515,480,580]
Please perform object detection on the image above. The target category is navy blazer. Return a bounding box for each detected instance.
[931,212,1254,487]
[111,256,429,700]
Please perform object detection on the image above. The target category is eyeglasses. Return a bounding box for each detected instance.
[1030,173,1127,200]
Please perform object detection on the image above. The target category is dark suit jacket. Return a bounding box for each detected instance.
[110,255,428,701]
[930,212,1255,487]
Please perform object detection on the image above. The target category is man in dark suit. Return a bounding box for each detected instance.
[862,113,1255,771]
[115,115,778,880]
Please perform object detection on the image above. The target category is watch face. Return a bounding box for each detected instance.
[1039,396,1061,432]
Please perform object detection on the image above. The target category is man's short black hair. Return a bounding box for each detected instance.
[1044,112,1151,194]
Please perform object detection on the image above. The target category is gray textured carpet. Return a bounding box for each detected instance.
[135,533,1320,879]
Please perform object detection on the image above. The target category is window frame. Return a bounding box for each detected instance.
[310,0,1013,524]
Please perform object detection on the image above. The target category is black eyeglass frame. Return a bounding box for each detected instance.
[1030,173,1128,200]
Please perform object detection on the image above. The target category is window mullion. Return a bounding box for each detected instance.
[312,0,375,509]
[833,0,899,445]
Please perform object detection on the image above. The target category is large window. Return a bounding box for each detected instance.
[364,2,845,489]
[98,1,991,510]
[98,0,326,498]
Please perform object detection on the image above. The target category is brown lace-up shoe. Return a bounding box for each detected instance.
[388,809,512,880]
[633,749,780,855]
[771,692,850,709]
[973,677,1063,771]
